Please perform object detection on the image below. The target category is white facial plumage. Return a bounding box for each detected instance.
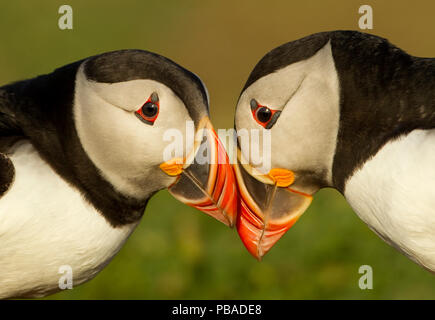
[74,64,193,200]
[235,42,340,190]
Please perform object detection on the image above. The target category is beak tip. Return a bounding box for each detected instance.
[236,199,301,261]
[234,164,314,260]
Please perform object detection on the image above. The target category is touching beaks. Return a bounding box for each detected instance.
[233,155,313,260]
[160,117,238,227]
[159,117,312,257]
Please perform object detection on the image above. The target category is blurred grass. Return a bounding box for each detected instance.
[0,0,434,299]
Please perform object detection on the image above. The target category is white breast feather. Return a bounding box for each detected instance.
[0,142,138,298]
[345,129,435,271]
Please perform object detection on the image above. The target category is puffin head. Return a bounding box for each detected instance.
[234,32,341,259]
[235,30,434,261]
[74,50,237,226]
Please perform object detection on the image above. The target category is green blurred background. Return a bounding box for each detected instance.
[1,0,434,299]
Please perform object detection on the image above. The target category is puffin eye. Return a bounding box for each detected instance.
[250,99,282,129]
[141,102,158,117]
[135,92,160,125]
[255,107,272,123]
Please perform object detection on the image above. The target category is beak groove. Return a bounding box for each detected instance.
[234,160,313,260]
[162,117,238,227]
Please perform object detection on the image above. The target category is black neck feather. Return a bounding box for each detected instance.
[331,31,435,192]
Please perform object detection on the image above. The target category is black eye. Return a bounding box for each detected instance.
[135,92,160,125]
[255,107,272,123]
[141,102,158,118]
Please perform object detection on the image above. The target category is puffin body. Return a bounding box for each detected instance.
[234,31,435,271]
[345,129,435,270]
[0,141,136,298]
[0,50,237,298]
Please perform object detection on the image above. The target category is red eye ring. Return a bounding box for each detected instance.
[250,99,281,129]
[135,93,160,125]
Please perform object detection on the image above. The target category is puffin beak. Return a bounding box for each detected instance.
[160,117,238,227]
[233,156,313,260]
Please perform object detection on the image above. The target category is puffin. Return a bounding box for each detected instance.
[233,30,435,272]
[0,49,237,298]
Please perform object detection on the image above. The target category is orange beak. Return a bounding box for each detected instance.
[160,117,238,227]
[233,156,313,260]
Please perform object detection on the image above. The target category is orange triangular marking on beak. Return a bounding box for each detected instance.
[160,158,184,176]
[268,168,295,187]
